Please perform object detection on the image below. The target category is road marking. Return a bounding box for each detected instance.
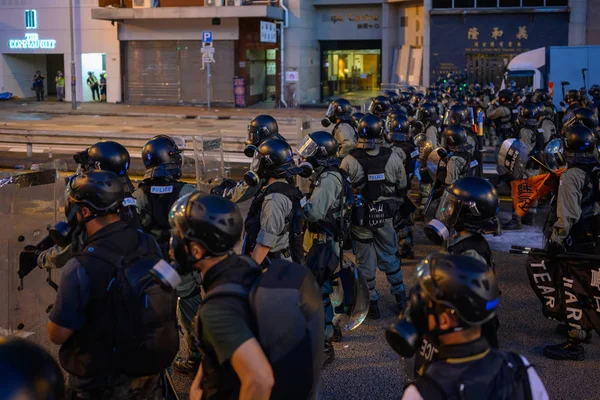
[0,326,35,338]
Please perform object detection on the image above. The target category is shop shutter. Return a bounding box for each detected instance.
[124,40,180,104]
[179,40,235,104]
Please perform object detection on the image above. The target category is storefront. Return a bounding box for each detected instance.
[316,6,383,102]
[429,12,569,87]
[0,2,119,102]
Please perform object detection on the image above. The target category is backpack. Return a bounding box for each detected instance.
[203,257,324,400]
[415,350,533,400]
[79,231,179,376]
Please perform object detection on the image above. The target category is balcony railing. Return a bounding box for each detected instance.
[98,0,279,7]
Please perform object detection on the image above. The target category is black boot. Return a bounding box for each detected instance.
[323,341,335,367]
[521,212,534,226]
[172,356,201,375]
[502,215,522,230]
[543,341,585,361]
[332,325,343,343]
[555,324,592,344]
[395,292,408,313]
[399,246,415,259]
[367,300,380,320]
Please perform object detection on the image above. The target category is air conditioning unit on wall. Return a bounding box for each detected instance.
[132,0,152,8]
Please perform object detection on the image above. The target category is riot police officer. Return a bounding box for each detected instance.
[562,89,586,125]
[0,336,66,400]
[486,89,517,143]
[242,138,306,266]
[322,98,357,158]
[218,114,286,204]
[545,125,598,360]
[589,84,600,116]
[387,114,417,259]
[368,95,392,119]
[133,135,202,376]
[299,130,347,365]
[37,141,140,270]
[341,114,408,318]
[562,107,600,138]
[351,112,365,130]
[417,103,441,148]
[438,125,474,186]
[535,101,558,143]
[386,90,407,113]
[445,104,477,158]
[387,253,548,400]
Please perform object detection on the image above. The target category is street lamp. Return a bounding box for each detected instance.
[69,0,76,110]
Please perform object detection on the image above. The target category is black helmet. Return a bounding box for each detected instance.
[565,89,581,104]
[443,125,468,151]
[169,192,243,262]
[385,91,400,105]
[75,141,130,177]
[564,108,599,131]
[368,95,391,118]
[387,114,411,142]
[386,253,500,358]
[351,112,365,130]
[518,102,540,127]
[410,93,425,107]
[498,89,513,105]
[142,135,183,180]
[563,125,597,165]
[417,103,438,123]
[356,114,384,149]
[399,91,411,104]
[417,253,499,326]
[247,114,281,147]
[589,84,600,100]
[423,94,438,106]
[323,98,352,127]
[298,130,338,168]
[407,86,417,95]
[543,138,566,171]
[66,170,124,219]
[0,337,66,400]
[436,177,499,228]
[447,104,470,125]
[245,138,302,185]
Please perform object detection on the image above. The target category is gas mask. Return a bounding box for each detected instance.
[424,219,450,245]
[244,145,257,158]
[385,285,431,358]
[298,161,314,178]
[321,118,332,128]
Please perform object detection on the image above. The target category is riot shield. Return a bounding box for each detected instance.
[331,256,370,332]
[497,138,528,179]
[193,132,228,193]
[0,161,67,357]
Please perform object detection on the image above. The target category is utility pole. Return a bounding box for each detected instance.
[69,0,76,110]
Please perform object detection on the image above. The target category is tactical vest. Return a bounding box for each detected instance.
[447,232,493,267]
[415,348,533,400]
[352,147,396,202]
[307,166,351,238]
[566,167,600,251]
[138,179,186,253]
[244,181,305,264]
[496,105,517,138]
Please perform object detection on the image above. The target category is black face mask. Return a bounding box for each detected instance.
[150,233,200,291]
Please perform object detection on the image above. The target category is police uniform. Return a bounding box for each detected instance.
[424,124,439,149]
[303,167,343,342]
[132,180,202,368]
[244,178,304,264]
[230,180,262,204]
[391,142,418,256]
[341,147,407,301]
[332,121,357,158]
[540,117,557,143]
[518,126,542,179]
[443,154,470,185]
[486,103,516,142]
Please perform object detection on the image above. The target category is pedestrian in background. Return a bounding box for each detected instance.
[55,71,65,102]
[87,71,100,102]
[100,71,107,102]
[33,70,45,101]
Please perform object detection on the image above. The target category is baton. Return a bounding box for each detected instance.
[528,156,556,176]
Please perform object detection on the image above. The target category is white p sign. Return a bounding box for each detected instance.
[202,31,213,43]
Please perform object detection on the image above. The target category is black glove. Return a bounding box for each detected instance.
[546,241,565,259]
[18,245,40,279]
[210,179,237,197]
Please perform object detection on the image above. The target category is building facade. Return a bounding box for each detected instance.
[0,0,120,102]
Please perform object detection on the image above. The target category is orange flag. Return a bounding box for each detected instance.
[510,169,566,216]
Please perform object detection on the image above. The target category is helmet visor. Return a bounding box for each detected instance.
[435,190,462,227]
[298,135,319,160]
[325,103,336,119]
[249,151,263,173]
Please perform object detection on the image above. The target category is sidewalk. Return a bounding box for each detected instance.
[0,99,326,121]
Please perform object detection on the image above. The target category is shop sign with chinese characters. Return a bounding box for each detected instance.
[465,25,531,53]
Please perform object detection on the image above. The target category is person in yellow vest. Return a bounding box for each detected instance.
[87,71,100,102]
[55,71,65,102]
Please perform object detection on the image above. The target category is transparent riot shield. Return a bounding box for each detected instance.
[331,256,370,332]
[0,160,67,357]
[193,132,228,193]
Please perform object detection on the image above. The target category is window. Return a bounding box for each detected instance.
[432,0,452,8]
[546,0,568,5]
[25,10,37,29]
[499,0,520,6]
[523,0,543,5]
[477,0,498,6]
[455,0,475,7]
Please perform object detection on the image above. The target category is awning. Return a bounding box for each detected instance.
[91,5,284,21]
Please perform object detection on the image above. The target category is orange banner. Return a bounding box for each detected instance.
[510,169,566,216]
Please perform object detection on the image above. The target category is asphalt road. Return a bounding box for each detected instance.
[166,202,600,400]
